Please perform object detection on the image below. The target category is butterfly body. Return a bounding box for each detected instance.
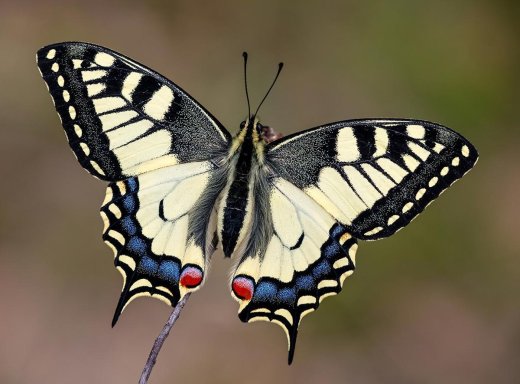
[219,118,264,258]
[37,42,478,364]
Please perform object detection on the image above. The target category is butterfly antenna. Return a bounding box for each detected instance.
[253,61,284,118]
[243,52,251,118]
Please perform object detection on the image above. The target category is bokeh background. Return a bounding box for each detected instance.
[1,1,519,383]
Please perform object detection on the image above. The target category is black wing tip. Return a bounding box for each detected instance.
[112,288,131,327]
[287,349,295,365]
[287,326,298,365]
[111,304,123,328]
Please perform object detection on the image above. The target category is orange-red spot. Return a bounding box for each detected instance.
[180,266,203,288]
[232,276,255,300]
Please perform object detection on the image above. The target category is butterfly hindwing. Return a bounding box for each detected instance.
[36,42,231,180]
[101,161,225,324]
[230,178,357,363]
[266,119,478,240]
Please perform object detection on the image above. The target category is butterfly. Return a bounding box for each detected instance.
[36,42,478,364]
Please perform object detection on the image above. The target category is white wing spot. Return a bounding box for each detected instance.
[93,97,126,114]
[57,75,65,87]
[79,142,90,156]
[339,270,354,286]
[349,243,358,263]
[72,59,83,69]
[122,72,143,102]
[87,83,106,97]
[461,145,470,157]
[402,202,413,213]
[364,226,383,236]
[51,62,59,72]
[118,255,136,270]
[130,279,152,291]
[387,215,399,225]
[108,203,122,219]
[73,124,82,137]
[408,142,430,161]
[333,258,351,269]
[317,280,338,289]
[452,157,460,166]
[90,160,106,176]
[402,154,420,171]
[433,143,445,153]
[108,230,125,245]
[68,106,76,120]
[143,86,174,120]
[406,124,425,139]
[81,70,107,82]
[428,176,438,187]
[440,167,449,176]
[297,296,316,306]
[274,309,294,326]
[336,127,359,162]
[373,127,389,157]
[415,188,426,200]
[62,90,70,102]
[94,52,116,67]
[339,232,351,245]
[46,49,56,59]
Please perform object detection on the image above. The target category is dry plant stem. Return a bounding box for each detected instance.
[139,293,192,384]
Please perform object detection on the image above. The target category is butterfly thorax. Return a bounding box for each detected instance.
[218,118,266,258]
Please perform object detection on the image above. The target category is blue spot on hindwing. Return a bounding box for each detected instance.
[322,241,341,260]
[312,260,331,278]
[127,236,147,254]
[121,217,137,236]
[277,288,296,304]
[254,281,278,301]
[123,195,136,212]
[158,260,180,283]
[330,223,344,238]
[295,274,314,291]
[138,256,159,274]
[126,177,138,192]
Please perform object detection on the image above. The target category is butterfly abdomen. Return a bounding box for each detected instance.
[219,124,259,257]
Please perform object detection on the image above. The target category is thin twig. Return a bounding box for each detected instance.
[139,293,192,384]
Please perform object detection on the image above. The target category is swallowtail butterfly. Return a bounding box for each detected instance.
[37,42,478,364]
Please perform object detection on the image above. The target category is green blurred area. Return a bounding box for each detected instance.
[0,1,518,383]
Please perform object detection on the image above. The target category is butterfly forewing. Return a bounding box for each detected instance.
[36,42,230,180]
[266,119,478,240]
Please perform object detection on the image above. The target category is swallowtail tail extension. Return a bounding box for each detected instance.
[37,42,478,364]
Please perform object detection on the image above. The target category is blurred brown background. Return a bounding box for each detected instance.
[1,1,519,383]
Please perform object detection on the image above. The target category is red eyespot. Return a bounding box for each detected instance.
[180,266,203,288]
[232,276,255,300]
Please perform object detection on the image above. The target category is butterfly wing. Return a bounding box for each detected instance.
[230,178,357,364]
[266,119,478,240]
[102,162,226,324]
[37,42,230,180]
[230,119,477,363]
[37,42,230,322]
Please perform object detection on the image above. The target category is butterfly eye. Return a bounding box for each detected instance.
[240,120,246,129]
